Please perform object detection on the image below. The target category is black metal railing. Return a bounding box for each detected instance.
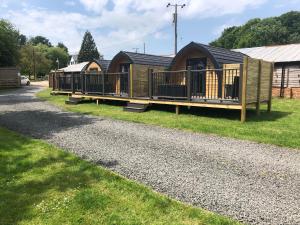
[151,68,240,102]
[52,68,241,103]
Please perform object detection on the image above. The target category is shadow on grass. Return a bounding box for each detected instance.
[0,137,106,225]
[148,104,291,122]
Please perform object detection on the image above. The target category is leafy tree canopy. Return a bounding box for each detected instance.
[210,11,300,49]
[78,31,100,62]
[0,19,20,67]
[29,35,52,47]
[57,42,69,53]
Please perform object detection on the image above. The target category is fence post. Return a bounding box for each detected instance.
[81,73,84,94]
[256,60,262,116]
[186,66,191,101]
[148,68,153,98]
[52,71,56,91]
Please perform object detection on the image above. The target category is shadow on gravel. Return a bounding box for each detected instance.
[0,110,97,139]
[96,159,119,168]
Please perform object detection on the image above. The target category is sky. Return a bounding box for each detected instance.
[1,0,300,59]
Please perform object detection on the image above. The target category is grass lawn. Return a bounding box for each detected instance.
[0,127,241,225]
[37,89,300,149]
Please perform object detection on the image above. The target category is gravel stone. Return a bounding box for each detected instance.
[0,86,299,225]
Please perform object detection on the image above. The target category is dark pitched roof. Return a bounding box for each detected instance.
[120,51,173,67]
[95,59,111,71]
[170,42,246,69]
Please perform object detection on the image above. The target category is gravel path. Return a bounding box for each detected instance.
[0,86,299,225]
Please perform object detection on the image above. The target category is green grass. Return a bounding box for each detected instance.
[37,88,300,149]
[0,127,241,225]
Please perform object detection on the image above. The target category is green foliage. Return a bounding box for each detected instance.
[46,47,69,69]
[211,11,300,49]
[37,88,300,149]
[29,35,52,47]
[0,127,241,225]
[0,19,20,67]
[19,44,51,77]
[78,31,100,63]
[18,34,27,46]
[57,42,69,53]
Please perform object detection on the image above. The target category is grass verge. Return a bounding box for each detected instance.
[37,88,300,149]
[0,127,241,225]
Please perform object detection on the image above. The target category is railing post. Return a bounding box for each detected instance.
[239,64,243,103]
[186,66,191,101]
[81,73,85,94]
[148,68,153,98]
[241,57,248,123]
[102,72,105,95]
[71,72,75,94]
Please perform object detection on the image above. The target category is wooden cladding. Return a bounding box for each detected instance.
[245,57,273,104]
[0,67,20,88]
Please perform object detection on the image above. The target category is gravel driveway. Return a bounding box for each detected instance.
[0,86,299,225]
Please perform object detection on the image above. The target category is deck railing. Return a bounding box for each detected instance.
[151,68,241,102]
[53,68,241,103]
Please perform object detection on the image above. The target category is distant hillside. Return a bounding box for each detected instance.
[210,11,300,49]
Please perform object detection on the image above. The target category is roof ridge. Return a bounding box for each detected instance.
[123,51,173,59]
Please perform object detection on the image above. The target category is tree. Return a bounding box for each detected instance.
[29,36,52,47]
[19,44,51,78]
[210,11,300,49]
[57,42,69,54]
[78,31,100,62]
[18,34,27,46]
[46,47,69,69]
[0,19,20,67]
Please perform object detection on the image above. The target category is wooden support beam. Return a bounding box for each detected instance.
[175,105,180,115]
[241,57,248,123]
[268,63,274,112]
[256,60,262,116]
[96,99,99,105]
[186,66,191,101]
[130,64,133,98]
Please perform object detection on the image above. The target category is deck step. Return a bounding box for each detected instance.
[65,97,83,105]
[123,103,149,113]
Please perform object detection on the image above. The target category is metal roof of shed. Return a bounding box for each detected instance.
[233,44,300,63]
[59,62,89,72]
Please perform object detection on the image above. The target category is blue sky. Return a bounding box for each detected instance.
[1,0,300,59]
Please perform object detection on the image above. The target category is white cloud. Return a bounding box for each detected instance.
[2,0,267,58]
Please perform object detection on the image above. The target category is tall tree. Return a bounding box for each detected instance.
[78,31,100,62]
[29,36,52,47]
[210,11,300,49]
[57,42,69,54]
[46,47,69,69]
[19,44,51,78]
[0,19,20,67]
[18,34,27,46]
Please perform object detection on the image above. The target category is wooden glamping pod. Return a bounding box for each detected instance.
[107,51,173,97]
[149,42,274,122]
[51,59,110,94]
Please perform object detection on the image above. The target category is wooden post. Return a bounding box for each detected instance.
[148,68,153,98]
[96,99,99,105]
[267,63,274,112]
[102,72,105,96]
[129,64,133,98]
[52,72,55,91]
[186,66,191,101]
[256,60,262,116]
[175,105,180,115]
[71,72,75,94]
[241,57,248,123]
